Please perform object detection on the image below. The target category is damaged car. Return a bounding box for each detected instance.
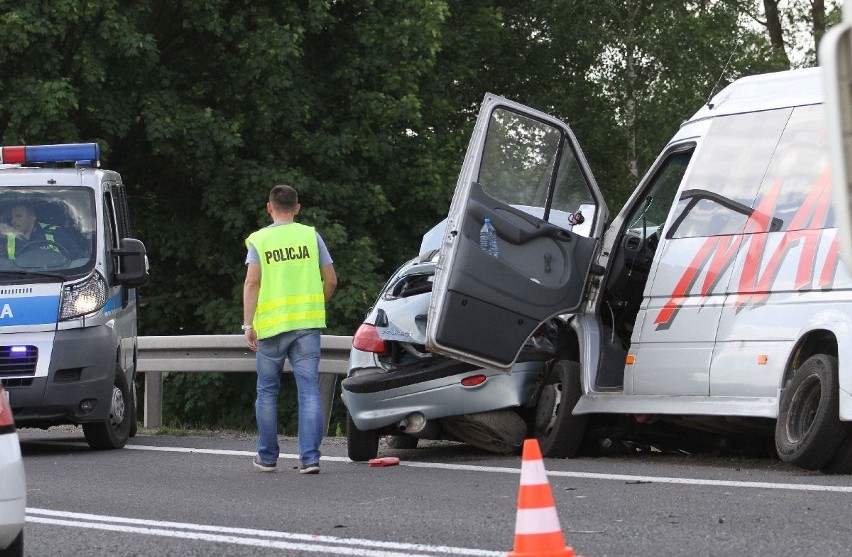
[342,213,590,462]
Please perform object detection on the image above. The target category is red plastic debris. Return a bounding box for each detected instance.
[368,457,400,467]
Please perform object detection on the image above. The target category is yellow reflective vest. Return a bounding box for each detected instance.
[246,223,326,339]
[7,222,61,260]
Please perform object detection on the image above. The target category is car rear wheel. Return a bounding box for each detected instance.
[535,360,588,458]
[346,412,379,461]
[775,354,847,470]
[83,368,132,450]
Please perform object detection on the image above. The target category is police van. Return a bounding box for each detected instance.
[425,67,852,472]
[0,143,148,449]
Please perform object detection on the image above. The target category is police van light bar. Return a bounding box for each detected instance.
[0,143,100,166]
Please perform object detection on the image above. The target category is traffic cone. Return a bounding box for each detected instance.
[508,438,575,557]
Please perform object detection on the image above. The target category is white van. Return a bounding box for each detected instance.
[425,67,852,472]
[0,143,148,450]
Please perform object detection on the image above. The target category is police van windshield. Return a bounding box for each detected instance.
[0,187,95,277]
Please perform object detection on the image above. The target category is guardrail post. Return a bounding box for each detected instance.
[319,373,338,435]
[144,371,163,429]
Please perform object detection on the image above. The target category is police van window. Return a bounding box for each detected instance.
[669,108,792,239]
[0,187,95,272]
[755,104,832,231]
[478,108,595,230]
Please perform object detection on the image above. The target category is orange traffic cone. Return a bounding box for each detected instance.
[508,438,575,557]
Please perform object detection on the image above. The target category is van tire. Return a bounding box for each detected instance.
[820,429,852,474]
[535,360,588,458]
[0,530,23,557]
[775,354,847,470]
[346,411,379,461]
[83,369,132,450]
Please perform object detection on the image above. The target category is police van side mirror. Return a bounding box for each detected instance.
[113,238,149,288]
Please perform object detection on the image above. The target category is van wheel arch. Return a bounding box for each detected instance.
[82,366,133,450]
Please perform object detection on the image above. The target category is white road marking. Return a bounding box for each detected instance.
[26,508,504,557]
[125,443,852,494]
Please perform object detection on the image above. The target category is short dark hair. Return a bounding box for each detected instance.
[269,185,298,212]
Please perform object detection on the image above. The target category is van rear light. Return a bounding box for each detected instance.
[352,324,386,354]
[0,388,14,428]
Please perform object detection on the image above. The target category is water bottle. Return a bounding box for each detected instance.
[479,218,499,258]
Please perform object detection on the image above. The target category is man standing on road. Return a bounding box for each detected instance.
[242,185,337,474]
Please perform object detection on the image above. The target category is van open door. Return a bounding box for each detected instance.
[823,7,852,267]
[426,94,607,371]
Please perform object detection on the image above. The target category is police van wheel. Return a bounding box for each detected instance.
[535,360,588,458]
[775,354,847,470]
[346,411,379,461]
[83,369,132,450]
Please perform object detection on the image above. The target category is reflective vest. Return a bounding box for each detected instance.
[7,222,60,260]
[246,222,326,339]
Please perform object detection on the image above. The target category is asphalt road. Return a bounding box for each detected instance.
[16,428,852,556]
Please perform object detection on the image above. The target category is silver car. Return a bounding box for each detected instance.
[341,220,581,461]
[0,387,25,556]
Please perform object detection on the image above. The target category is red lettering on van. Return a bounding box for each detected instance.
[655,168,837,327]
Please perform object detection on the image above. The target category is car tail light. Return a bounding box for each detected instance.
[0,388,14,428]
[460,374,487,387]
[352,323,386,354]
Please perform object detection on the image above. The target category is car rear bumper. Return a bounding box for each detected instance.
[342,357,547,431]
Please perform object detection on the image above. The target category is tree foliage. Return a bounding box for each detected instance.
[0,0,837,430]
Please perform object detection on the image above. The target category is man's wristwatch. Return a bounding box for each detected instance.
[241,325,253,331]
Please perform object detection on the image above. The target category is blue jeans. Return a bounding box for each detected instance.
[255,329,323,466]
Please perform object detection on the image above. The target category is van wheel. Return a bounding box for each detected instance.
[346,412,379,461]
[535,360,588,458]
[83,369,132,450]
[775,354,847,470]
[821,429,852,474]
[0,530,23,557]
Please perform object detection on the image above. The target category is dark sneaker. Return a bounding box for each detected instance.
[299,462,320,474]
[253,456,276,472]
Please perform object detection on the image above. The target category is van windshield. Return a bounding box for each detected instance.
[0,187,96,277]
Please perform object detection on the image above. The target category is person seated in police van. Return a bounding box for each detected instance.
[0,201,88,261]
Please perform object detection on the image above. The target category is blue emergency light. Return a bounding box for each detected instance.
[0,143,100,166]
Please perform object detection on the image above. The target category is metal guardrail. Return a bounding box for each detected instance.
[136,335,353,430]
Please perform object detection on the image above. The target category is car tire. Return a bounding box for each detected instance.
[535,360,588,458]
[129,380,138,438]
[83,368,133,450]
[385,435,419,450]
[775,354,847,470]
[346,411,379,461]
[441,410,527,454]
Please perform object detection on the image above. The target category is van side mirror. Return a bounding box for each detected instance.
[113,238,149,288]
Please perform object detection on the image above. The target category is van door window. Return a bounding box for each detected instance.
[479,108,598,233]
